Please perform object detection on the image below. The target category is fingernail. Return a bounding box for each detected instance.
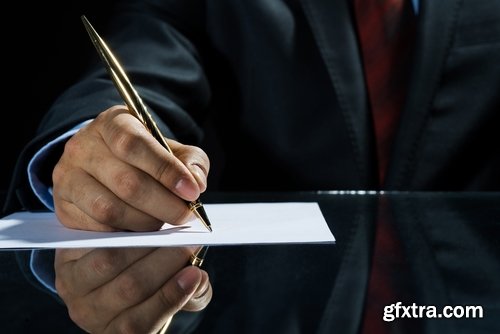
[175,178,198,201]
[177,268,201,293]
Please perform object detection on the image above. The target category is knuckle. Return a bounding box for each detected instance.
[112,129,143,159]
[90,249,121,278]
[115,272,145,304]
[63,135,81,158]
[113,170,144,202]
[95,109,110,123]
[67,300,92,330]
[90,195,122,225]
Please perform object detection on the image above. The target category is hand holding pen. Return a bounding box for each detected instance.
[49,16,213,333]
[81,15,212,235]
[80,14,212,270]
[52,16,212,237]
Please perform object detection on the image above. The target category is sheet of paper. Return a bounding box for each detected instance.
[0,202,335,249]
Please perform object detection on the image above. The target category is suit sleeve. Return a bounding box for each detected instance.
[3,0,211,330]
[4,0,211,213]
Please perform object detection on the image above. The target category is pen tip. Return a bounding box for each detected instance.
[194,204,213,232]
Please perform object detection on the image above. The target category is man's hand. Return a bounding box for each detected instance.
[52,105,210,232]
[52,105,213,333]
[55,247,212,333]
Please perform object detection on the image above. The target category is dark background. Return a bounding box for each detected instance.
[1,2,114,332]
[1,2,115,202]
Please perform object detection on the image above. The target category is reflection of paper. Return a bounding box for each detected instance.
[0,202,335,249]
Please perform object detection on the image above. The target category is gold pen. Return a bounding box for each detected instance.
[158,244,209,334]
[82,17,212,332]
[81,15,212,233]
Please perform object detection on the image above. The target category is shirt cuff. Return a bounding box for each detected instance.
[30,249,57,294]
[27,119,92,293]
[27,120,92,211]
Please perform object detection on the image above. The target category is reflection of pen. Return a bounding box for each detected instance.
[159,245,209,334]
[81,15,212,233]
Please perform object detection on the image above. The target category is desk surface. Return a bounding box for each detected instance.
[1,191,499,333]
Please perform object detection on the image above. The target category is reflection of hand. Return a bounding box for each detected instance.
[55,247,212,333]
[52,105,210,232]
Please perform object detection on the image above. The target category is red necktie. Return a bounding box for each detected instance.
[353,0,416,185]
[353,1,417,333]
[360,198,418,333]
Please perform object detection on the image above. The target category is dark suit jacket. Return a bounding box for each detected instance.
[4,0,500,213]
[193,193,500,334]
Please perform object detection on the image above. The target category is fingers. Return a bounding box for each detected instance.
[182,269,213,312]
[54,248,155,297]
[53,105,211,230]
[96,107,208,202]
[104,266,209,334]
[63,133,193,227]
[168,140,210,192]
[52,106,214,333]
[53,167,165,231]
[88,247,194,319]
[55,247,211,333]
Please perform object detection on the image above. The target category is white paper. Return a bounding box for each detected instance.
[0,202,335,249]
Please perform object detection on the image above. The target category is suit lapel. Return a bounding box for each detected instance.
[299,0,374,186]
[386,0,463,188]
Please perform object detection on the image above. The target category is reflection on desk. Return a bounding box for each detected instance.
[1,191,499,333]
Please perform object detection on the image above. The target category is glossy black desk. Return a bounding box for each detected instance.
[1,191,499,333]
